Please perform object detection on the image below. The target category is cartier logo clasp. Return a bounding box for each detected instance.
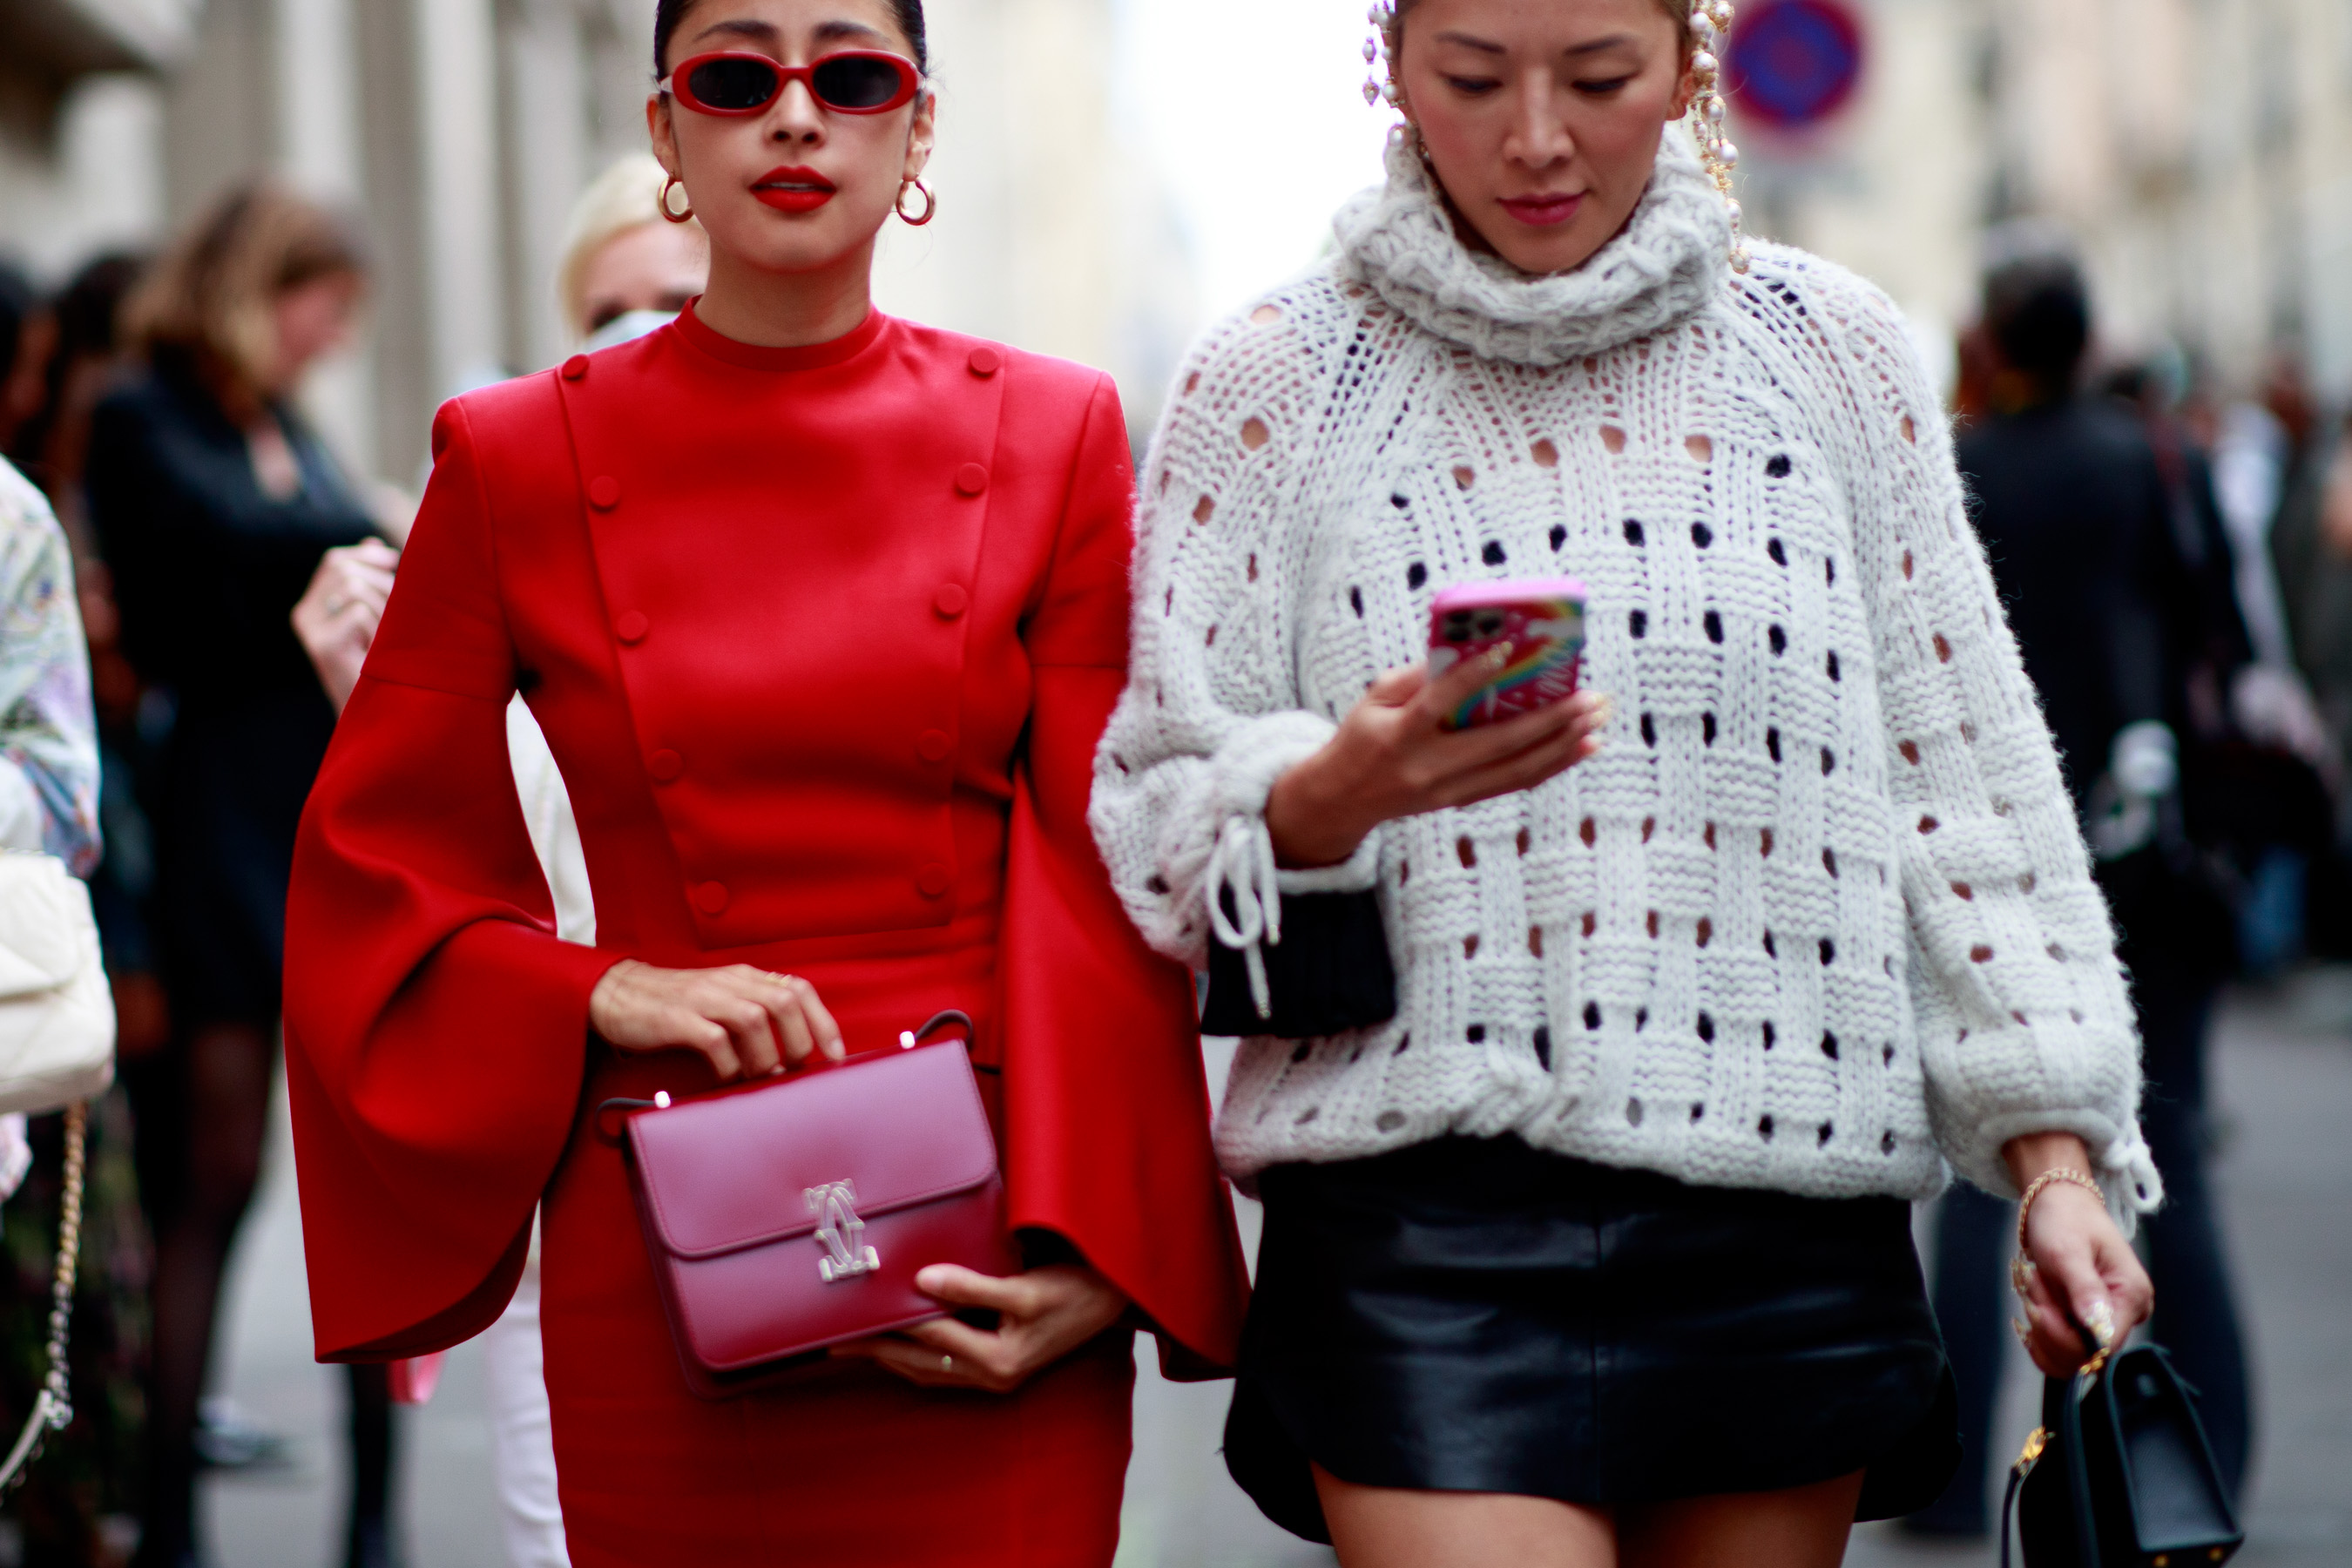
[805,1179,880,1283]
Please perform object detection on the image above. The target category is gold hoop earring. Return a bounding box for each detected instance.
[895,178,936,226]
[659,173,694,224]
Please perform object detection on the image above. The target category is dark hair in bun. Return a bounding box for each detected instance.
[655,0,929,78]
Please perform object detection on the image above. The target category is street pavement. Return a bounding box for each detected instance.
[194,980,2352,1566]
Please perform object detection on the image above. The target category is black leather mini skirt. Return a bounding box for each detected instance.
[1226,1134,1957,1543]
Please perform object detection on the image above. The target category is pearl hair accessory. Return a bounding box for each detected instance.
[1686,0,1750,274]
[1362,3,1398,106]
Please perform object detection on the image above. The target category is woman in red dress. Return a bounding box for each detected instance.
[280,0,1247,1560]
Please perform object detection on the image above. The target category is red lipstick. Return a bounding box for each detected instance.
[752,166,836,213]
[1498,192,1585,227]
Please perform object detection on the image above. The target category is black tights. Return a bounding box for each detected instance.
[128,1021,394,1568]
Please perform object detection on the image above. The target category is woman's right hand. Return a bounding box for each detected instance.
[1265,647,1611,868]
[587,959,843,1080]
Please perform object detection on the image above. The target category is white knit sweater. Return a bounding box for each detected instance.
[1091,128,2163,1220]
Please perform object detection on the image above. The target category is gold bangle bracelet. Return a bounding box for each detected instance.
[2015,1166,2105,1253]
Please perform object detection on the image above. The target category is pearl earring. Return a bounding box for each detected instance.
[1686,1,1749,274]
[1362,3,1399,107]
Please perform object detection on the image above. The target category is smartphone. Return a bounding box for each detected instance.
[1427,576,1588,731]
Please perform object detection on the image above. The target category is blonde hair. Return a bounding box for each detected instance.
[556,155,706,342]
[122,179,365,416]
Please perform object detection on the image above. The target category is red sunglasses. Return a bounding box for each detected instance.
[658,50,921,116]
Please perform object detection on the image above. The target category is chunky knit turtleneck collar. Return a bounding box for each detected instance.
[1334,125,1731,367]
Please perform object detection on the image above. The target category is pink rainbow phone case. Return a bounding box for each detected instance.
[1427,576,1588,730]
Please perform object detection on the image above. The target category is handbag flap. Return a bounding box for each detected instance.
[2099,1346,2243,1551]
[625,1041,998,1261]
[0,857,86,998]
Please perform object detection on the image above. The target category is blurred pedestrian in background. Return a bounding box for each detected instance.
[1909,240,2256,1537]
[84,181,398,1568]
[2268,386,2352,853]
[7,256,146,545]
[557,152,708,353]
[1,263,48,455]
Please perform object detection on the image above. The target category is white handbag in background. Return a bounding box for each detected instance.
[0,850,115,1114]
[0,848,114,1492]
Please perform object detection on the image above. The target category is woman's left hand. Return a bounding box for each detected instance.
[2004,1132,2155,1377]
[833,1262,1131,1393]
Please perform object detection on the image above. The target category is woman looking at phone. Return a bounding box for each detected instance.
[1092,0,2160,1562]
[280,0,1246,1561]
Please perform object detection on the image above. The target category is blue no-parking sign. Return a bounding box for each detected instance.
[1724,0,1866,132]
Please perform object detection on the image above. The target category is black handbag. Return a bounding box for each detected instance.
[2001,1341,2243,1568]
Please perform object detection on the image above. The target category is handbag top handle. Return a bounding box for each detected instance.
[596,1007,980,1143]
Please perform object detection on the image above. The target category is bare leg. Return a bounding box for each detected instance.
[1313,1463,1618,1568]
[1619,1470,1864,1568]
[136,1021,274,1568]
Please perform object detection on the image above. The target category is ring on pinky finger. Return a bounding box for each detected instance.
[2011,1316,2033,1352]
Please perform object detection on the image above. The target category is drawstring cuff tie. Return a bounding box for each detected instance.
[1207,815,1282,1020]
[2099,1125,2165,1218]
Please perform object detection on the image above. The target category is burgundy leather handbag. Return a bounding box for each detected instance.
[601,1010,1017,1399]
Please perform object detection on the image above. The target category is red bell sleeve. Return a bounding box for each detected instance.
[284,399,618,1361]
[999,377,1250,1375]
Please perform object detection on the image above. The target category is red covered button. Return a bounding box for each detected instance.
[916,729,951,762]
[649,748,683,781]
[967,346,1000,377]
[693,881,729,915]
[561,354,590,381]
[954,463,989,497]
[587,475,621,510]
[916,864,952,897]
[933,584,969,619]
[614,611,649,645]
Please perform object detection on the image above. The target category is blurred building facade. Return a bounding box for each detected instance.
[0,1,186,277]
[0,0,1190,484]
[1733,0,2352,402]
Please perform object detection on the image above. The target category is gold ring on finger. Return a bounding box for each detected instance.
[2010,1254,2038,1299]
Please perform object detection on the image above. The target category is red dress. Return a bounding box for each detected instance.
[282,306,1249,1565]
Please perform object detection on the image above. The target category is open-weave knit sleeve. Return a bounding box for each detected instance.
[1808,269,2159,1218]
[1091,300,1382,970]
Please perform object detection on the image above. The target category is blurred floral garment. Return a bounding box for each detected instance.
[0,458,101,875]
[0,455,103,1208]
